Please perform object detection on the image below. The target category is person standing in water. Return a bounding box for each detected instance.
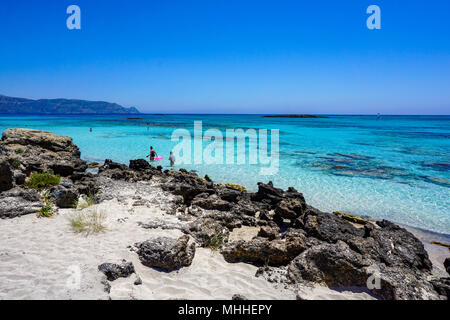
[146,146,157,161]
[169,151,175,167]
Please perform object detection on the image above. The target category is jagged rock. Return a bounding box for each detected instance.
[303,209,365,243]
[445,258,450,275]
[0,128,87,176]
[258,225,279,240]
[50,183,79,208]
[431,278,450,299]
[162,170,215,205]
[255,266,289,283]
[0,157,13,191]
[191,194,232,211]
[288,241,440,300]
[221,234,307,266]
[13,171,26,185]
[288,241,372,287]
[129,159,151,171]
[187,217,230,246]
[0,188,43,218]
[232,294,248,300]
[347,220,432,272]
[274,198,304,220]
[137,235,196,271]
[98,261,135,281]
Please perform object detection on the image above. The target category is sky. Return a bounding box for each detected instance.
[0,0,449,114]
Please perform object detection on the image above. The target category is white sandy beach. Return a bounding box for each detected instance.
[0,177,384,300]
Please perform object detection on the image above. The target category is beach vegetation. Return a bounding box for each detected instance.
[25,172,61,190]
[37,192,55,218]
[225,183,247,192]
[15,149,24,154]
[206,234,224,251]
[68,210,107,234]
[12,160,21,169]
[73,192,96,210]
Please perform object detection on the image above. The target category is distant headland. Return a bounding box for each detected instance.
[263,114,327,118]
[0,94,140,115]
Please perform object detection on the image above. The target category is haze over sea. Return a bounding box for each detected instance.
[1,114,449,235]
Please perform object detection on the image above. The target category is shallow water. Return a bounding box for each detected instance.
[1,114,449,234]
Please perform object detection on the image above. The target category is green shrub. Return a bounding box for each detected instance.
[68,210,107,234]
[206,234,224,251]
[38,205,54,218]
[12,160,21,169]
[15,149,24,154]
[25,173,61,190]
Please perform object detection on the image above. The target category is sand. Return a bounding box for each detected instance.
[0,178,395,300]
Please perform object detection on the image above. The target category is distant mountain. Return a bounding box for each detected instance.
[0,95,140,114]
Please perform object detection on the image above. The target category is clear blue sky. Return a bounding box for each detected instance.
[0,0,449,114]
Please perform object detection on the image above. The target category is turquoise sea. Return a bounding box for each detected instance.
[1,114,449,235]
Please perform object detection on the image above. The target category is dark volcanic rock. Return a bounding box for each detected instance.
[288,241,371,287]
[431,278,450,299]
[191,194,232,211]
[221,233,307,267]
[187,217,230,246]
[0,188,43,218]
[129,159,151,171]
[347,220,432,272]
[1,128,87,176]
[50,183,79,208]
[303,209,365,243]
[98,261,135,281]
[0,157,13,191]
[445,258,450,275]
[137,235,196,271]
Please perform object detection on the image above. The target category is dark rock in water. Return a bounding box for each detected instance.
[0,158,13,191]
[221,233,307,267]
[98,261,135,281]
[129,159,151,171]
[445,258,450,275]
[0,188,43,218]
[431,278,450,299]
[137,235,195,271]
[50,184,79,208]
[232,294,248,300]
[252,181,285,205]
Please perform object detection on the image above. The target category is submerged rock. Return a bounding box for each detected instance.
[136,235,196,271]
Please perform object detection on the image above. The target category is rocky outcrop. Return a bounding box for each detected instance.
[222,231,307,266]
[445,258,450,275]
[0,129,99,216]
[136,235,196,271]
[98,261,135,281]
[0,188,43,218]
[0,157,14,191]
[1,128,87,176]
